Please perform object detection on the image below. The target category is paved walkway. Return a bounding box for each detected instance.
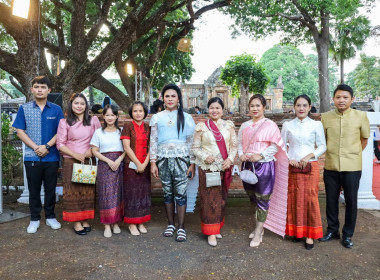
[1,194,379,280]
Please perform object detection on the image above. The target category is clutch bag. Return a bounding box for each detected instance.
[71,158,97,184]
[290,162,312,174]
[206,172,222,188]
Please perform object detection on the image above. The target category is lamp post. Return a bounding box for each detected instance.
[126,63,143,101]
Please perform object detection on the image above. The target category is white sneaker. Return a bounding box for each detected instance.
[46,218,62,230]
[27,221,40,234]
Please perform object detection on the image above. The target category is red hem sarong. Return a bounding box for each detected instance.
[123,214,151,224]
[201,218,225,235]
[63,210,94,222]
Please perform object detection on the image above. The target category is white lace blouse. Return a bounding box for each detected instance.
[281,117,326,161]
[149,110,195,163]
[192,119,237,172]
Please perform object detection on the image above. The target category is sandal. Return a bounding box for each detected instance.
[176,229,187,242]
[163,225,176,237]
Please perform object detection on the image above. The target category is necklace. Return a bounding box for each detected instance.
[207,120,223,142]
[166,110,176,127]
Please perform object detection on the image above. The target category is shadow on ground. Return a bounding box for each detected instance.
[1,191,379,280]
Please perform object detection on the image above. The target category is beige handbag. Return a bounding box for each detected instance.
[71,158,97,184]
[206,172,222,188]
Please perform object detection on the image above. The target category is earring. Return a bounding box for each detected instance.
[177,103,180,109]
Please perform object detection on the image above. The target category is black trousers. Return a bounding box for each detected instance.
[24,161,59,221]
[323,169,362,238]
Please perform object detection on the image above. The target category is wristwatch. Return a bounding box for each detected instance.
[45,144,51,150]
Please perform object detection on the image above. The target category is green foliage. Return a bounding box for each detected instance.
[0,71,24,99]
[260,45,318,102]
[226,0,366,44]
[305,54,340,97]
[149,45,195,90]
[348,53,380,98]
[220,53,269,97]
[1,113,22,188]
[329,15,371,81]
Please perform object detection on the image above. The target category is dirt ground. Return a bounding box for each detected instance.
[0,191,379,280]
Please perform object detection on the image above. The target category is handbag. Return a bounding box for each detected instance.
[71,158,97,184]
[239,120,267,184]
[290,162,312,174]
[206,172,222,188]
[240,162,258,184]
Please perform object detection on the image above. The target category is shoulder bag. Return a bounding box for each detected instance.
[239,120,267,184]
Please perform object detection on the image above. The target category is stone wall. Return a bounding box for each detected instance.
[113,112,326,194]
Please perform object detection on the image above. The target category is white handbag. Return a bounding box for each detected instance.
[206,172,222,188]
[71,158,97,185]
[240,162,258,184]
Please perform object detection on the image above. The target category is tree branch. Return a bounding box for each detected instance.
[165,0,231,27]
[9,76,26,95]
[85,0,113,49]
[291,0,316,25]
[0,85,15,99]
[92,76,132,112]
[0,50,19,75]
[70,1,87,61]
[49,0,73,13]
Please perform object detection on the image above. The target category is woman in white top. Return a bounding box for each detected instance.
[91,104,125,238]
[281,94,326,250]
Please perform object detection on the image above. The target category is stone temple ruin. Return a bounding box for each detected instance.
[180,66,284,113]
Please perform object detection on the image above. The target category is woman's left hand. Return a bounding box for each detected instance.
[299,154,313,169]
[187,164,195,179]
[250,153,263,162]
[84,148,92,158]
[222,158,233,170]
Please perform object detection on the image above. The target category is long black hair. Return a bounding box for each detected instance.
[102,104,121,132]
[161,84,184,137]
[66,93,91,126]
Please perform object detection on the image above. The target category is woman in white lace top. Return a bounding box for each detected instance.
[281,94,326,250]
[150,84,195,242]
[192,97,237,247]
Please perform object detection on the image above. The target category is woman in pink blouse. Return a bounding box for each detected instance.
[56,93,101,235]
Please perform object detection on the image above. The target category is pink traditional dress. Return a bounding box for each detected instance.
[238,118,289,237]
[56,116,101,222]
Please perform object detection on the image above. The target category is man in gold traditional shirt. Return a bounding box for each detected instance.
[319,84,370,249]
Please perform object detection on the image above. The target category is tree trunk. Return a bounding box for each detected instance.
[340,57,344,84]
[239,82,248,115]
[88,86,94,107]
[315,42,331,113]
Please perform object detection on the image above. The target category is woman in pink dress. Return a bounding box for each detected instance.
[57,93,101,235]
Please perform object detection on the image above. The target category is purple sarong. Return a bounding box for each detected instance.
[242,161,275,222]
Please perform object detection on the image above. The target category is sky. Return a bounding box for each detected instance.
[187,5,380,84]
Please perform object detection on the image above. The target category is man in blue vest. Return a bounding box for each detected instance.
[13,76,64,233]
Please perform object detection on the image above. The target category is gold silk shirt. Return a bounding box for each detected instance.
[321,108,370,172]
[192,119,237,172]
